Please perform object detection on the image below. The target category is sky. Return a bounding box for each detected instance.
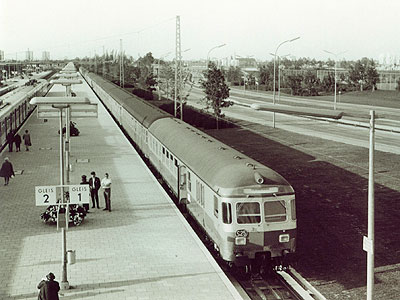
[1,0,399,62]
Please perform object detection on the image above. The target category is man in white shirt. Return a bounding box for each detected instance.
[101,173,112,212]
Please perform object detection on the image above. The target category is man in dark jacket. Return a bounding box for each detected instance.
[37,272,60,300]
[0,157,15,185]
[14,132,22,152]
[6,131,14,152]
[88,171,101,208]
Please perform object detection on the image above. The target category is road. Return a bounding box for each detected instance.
[184,85,400,154]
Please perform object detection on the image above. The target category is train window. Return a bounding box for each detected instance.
[187,172,191,192]
[222,202,232,224]
[264,200,286,223]
[290,199,296,220]
[166,151,169,158]
[236,202,261,224]
[201,185,204,207]
[162,147,165,154]
[174,158,178,167]
[214,196,218,217]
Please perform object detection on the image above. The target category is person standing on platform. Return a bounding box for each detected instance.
[80,175,90,212]
[37,272,60,300]
[14,132,22,152]
[101,173,112,212]
[89,171,101,209]
[6,130,14,152]
[0,157,15,186]
[22,129,31,151]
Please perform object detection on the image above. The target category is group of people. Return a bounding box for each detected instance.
[0,129,31,186]
[80,171,112,212]
[6,129,31,152]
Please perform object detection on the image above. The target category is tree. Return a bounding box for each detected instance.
[349,57,379,91]
[286,75,303,95]
[302,70,319,96]
[258,62,274,90]
[226,66,242,85]
[322,73,335,93]
[136,52,156,91]
[201,62,231,129]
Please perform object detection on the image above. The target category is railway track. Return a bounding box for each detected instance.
[239,268,326,300]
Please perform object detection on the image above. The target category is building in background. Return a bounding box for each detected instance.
[26,49,33,61]
[0,50,4,61]
[42,51,50,61]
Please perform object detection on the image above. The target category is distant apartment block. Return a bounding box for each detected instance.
[26,50,33,61]
[0,50,4,61]
[42,51,50,61]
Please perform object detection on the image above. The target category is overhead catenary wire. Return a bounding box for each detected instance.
[3,17,176,59]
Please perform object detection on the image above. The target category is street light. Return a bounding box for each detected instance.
[323,50,347,110]
[207,43,226,67]
[270,53,290,102]
[272,37,300,128]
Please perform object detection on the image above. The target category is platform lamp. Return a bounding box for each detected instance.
[50,79,82,185]
[30,96,90,290]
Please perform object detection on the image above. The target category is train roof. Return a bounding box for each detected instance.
[149,118,294,197]
[87,72,170,128]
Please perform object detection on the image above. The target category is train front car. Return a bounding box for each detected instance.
[215,163,296,271]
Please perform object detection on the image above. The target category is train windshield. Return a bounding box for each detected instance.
[264,200,286,222]
[236,202,261,224]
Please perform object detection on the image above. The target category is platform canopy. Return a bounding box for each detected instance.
[50,79,82,85]
[30,96,98,118]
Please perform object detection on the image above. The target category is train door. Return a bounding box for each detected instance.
[178,165,188,205]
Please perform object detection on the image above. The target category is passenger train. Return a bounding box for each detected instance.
[0,79,52,151]
[80,68,296,269]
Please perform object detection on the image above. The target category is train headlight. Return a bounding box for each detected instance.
[279,234,290,243]
[235,237,247,246]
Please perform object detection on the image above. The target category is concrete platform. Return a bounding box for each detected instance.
[0,72,243,300]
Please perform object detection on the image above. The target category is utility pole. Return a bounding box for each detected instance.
[174,15,182,120]
[120,39,124,88]
[102,46,105,76]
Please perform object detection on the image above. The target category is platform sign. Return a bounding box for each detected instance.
[68,185,90,204]
[35,186,57,206]
[363,236,374,254]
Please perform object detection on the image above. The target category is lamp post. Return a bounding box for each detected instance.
[30,96,91,290]
[323,50,346,110]
[272,37,300,128]
[270,53,290,102]
[157,52,171,100]
[207,43,226,68]
[50,79,82,185]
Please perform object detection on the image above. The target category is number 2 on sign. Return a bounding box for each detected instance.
[43,194,49,203]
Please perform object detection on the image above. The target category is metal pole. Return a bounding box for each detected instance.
[158,59,161,100]
[334,59,337,110]
[367,110,375,300]
[278,57,281,102]
[272,54,276,128]
[59,108,69,290]
[65,86,71,184]
[65,107,70,184]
